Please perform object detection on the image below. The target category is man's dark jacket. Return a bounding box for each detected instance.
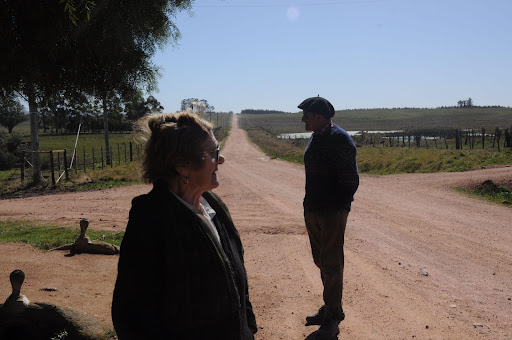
[304,123,359,211]
[112,180,257,339]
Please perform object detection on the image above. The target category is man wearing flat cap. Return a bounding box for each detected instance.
[298,96,359,339]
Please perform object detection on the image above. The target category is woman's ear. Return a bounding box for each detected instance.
[175,162,190,178]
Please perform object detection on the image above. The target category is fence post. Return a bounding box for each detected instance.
[101,146,104,169]
[49,151,56,186]
[21,151,25,183]
[129,142,133,162]
[124,143,127,164]
[64,149,69,181]
[92,147,95,170]
[83,147,86,173]
[496,127,501,152]
[118,144,121,166]
[110,146,113,168]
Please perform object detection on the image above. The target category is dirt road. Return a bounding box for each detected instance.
[1,116,511,339]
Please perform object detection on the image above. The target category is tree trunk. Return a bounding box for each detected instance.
[27,85,41,184]
[103,94,111,165]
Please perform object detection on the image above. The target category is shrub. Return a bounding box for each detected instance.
[0,133,23,170]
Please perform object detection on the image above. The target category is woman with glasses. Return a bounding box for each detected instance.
[112,112,257,339]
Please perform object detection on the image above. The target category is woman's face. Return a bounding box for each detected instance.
[187,132,225,192]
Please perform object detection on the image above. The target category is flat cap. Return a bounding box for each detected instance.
[298,96,335,118]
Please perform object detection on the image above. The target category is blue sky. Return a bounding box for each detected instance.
[150,0,512,113]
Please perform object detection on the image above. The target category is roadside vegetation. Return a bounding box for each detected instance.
[0,115,231,197]
[244,125,512,174]
[238,108,512,206]
[456,180,512,206]
[0,220,124,250]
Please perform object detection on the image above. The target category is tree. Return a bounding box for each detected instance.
[0,91,27,133]
[457,97,474,108]
[180,98,214,115]
[1,0,193,181]
[125,91,164,122]
[74,0,191,164]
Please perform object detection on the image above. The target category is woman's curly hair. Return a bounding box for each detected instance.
[134,112,213,183]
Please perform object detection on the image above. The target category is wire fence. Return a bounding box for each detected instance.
[353,127,512,150]
[15,142,142,185]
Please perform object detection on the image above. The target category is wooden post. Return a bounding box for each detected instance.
[49,151,55,185]
[124,143,127,164]
[482,128,485,149]
[101,146,104,169]
[444,136,448,149]
[64,149,69,181]
[20,151,25,183]
[497,127,501,152]
[129,142,133,162]
[92,147,95,170]
[83,147,86,173]
[415,136,421,147]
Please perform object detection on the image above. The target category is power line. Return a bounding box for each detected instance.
[194,0,389,8]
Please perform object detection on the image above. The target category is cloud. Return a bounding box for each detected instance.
[286,6,300,22]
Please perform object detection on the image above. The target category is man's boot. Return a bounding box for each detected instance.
[315,308,345,339]
[305,306,325,326]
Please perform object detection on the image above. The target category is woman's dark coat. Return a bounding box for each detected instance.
[112,181,257,339]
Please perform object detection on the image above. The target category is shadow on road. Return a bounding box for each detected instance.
[305,330,338,340]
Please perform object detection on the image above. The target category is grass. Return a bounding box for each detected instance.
[246,129,512,174]
[1,124,232,197]
[0,220,124,250]
[456,181,512,207]
[0,162,144,197]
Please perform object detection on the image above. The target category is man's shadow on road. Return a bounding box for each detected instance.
[305,330,338,340]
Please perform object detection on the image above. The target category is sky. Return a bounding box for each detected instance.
[149,0,512,113]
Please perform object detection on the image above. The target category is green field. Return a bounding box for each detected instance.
[238,107,512,134]
[239,108,512,175]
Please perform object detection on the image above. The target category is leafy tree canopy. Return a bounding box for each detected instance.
[0,90,27,133]
[181,98,215,114]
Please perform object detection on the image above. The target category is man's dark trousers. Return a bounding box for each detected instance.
[304,208,349,317]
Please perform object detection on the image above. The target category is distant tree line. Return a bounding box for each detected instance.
[0,91,163,135]
[457,97,474,108]
[241,109,290,115]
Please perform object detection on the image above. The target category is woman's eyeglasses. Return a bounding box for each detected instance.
[203,145,220,162]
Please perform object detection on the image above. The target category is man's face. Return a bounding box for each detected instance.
[301,111,325,132]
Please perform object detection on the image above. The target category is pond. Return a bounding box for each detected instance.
[277,130,402,139]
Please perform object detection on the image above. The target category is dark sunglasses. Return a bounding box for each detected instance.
[204,145,220,162]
